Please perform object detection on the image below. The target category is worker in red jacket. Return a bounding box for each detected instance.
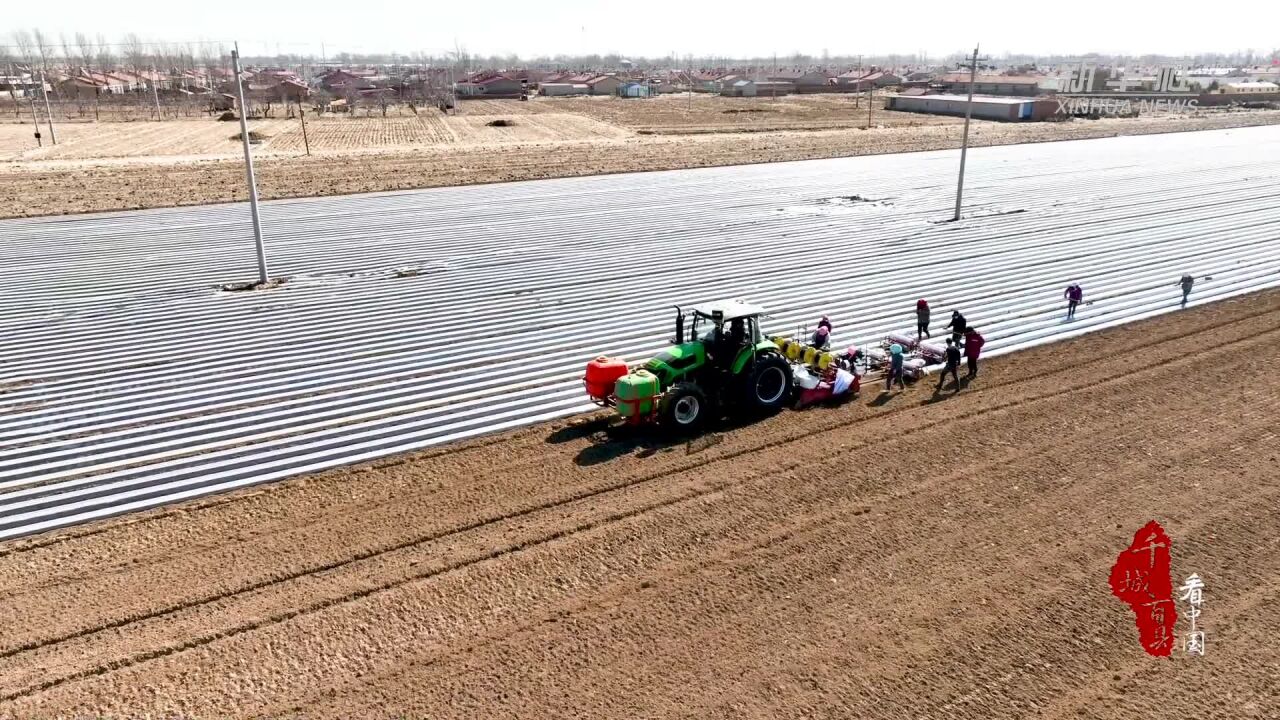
[963,327,985,378]
[915,299,931,339]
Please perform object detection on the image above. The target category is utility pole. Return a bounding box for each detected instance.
[773,52,778,101]
[297,97,311,155]
[38,71,57,144]
[232,42,270,285]
[868,85,874,127]
[27,95,43,147]
[150,64,162,120]
[953,44,986,222]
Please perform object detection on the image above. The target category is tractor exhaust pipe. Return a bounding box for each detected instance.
[674,306,685,344]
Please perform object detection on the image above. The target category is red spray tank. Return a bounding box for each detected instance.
[584,356,629,400]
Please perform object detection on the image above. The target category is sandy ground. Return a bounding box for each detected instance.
[0,288,1276,718]
[2,97,1279,219]
[0,95,956,161]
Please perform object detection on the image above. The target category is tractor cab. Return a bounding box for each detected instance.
[680,301,766,371]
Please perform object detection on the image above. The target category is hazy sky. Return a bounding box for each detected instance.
[6,0,1279,59]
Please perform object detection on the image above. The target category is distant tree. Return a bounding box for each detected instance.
[74,32,102,119]
[122,33,148,116]
[94,34,115,73]
[30,28,62,106]
[0,41,21,119]
[12,29,34,67]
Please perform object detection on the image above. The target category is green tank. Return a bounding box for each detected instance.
[614,369,660,420]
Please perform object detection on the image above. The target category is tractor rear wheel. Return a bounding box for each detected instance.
[744,354,793,414]
[660,382,709,433]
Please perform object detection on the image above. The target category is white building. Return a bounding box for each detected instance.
[1217,81,1279,94]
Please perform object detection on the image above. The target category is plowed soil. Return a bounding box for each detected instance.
[1,290,1278,719]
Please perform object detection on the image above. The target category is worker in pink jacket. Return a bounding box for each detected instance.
[963,327,985,378]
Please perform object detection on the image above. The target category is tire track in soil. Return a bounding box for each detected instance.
[5,299,1277,672]
[7,298,1280,712]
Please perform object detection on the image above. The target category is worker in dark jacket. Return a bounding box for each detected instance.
[817,315,833,333]
[963,327,985,378]
[945,310,967,344]
[1179,274,1195,307]
[935,338,962,394]
[1064,283,1084,320]
[916,299,931,339]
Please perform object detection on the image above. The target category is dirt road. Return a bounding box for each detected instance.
[1,290,1278,718]
[3,109,1279,219]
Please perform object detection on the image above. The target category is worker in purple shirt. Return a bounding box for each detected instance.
[1064,283,1084,320]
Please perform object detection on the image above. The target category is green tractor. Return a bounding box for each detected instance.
[584,301,794,432]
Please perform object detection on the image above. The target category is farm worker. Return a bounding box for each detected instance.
[935,338,962,394]
[1064,283,1084,320]
[885,343,906,392]
[811,325,831,349]
[945,310,967,345]
[916,299,931,339]
[1179,274,1195,307]
[817,315,833,333]
[839,345,863,375]
[963,327,985,378]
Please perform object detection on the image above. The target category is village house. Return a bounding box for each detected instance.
[766,69,833,93]
[318,69,377,93]
[540,82,590,96]
[837,70,901,91]
[584,75,622,95]
[1216,81,1280,94]
[249,78,311,104]
[936,74,1044,96]
[720,79,792,97]
[456,74,524,98]
[56,75,104,102]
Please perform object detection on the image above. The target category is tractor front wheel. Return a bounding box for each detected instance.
[745,354,793,414]
[660,382,709,433]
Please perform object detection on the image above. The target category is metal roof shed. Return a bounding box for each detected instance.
[887,93,1050,121]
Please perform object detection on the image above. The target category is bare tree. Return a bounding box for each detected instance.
[10,31,38,122]
[75,32,101,120]
[122,33,147,117]
[12,30,35,66]
[1,42,22,119]
[94,34,115,74]
[31,28,63,108]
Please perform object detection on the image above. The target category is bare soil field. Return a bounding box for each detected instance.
[542,93,961,134]
[3,108,1279,219]
[0,289,1277,719]
[0,110,631,161]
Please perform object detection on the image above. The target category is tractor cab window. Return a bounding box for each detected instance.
[691,313,720,344]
